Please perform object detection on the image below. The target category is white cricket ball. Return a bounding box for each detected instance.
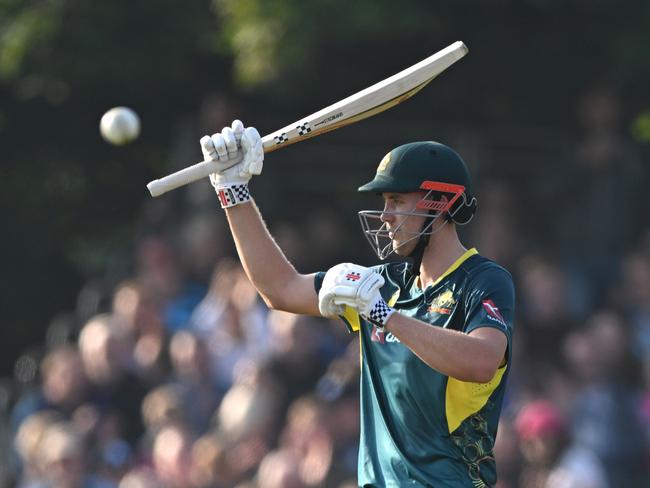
[100,106,141,145]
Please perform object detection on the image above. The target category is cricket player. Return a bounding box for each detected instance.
[200,120,514,487]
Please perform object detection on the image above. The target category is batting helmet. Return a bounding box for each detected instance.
[357,141,477,260]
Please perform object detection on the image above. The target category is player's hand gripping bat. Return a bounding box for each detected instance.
[147,41,468,197]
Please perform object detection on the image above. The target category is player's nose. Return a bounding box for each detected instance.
[380,203,395,223]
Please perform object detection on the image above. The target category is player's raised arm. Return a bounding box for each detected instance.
[200,120,320,316]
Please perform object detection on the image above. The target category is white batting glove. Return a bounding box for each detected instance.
[318,263,396,329]
[200,120,264,208]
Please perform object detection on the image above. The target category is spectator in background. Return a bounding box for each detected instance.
[179,213,229,286]
[554,86,645,311]
[277,395,333,487]
[515,255,577,397]
[213,359,282,481]
[78,315,147,445]
[266,311,332,404]
[151,424,193,488]
[315,342,360,485]
[135,236,206,334]
[13,410,61,487]
[493,418,522,488]
[255,449,306,488]
[565,310,646,486]
[111,281,170,387]
[618,246,650,365]
[140,383,187,461]
[190,260,271,392]
[168,331,220,433]
[515,400,606,488]
[118,468,158,488]
[188,433,237,488]
[35,421,114,488]
[11,346,87,433]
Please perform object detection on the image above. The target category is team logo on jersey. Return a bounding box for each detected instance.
[429,289,456,314]
[482,299,507,327]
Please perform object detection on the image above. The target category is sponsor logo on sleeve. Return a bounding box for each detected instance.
[482,299,507,327]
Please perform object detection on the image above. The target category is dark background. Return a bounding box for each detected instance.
[1,0,648,375]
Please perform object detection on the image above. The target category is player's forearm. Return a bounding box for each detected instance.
[384,314,503,383]
[223,200,300,309]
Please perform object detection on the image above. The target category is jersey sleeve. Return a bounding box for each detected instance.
[314,271,361,333]
[463,266,515,354]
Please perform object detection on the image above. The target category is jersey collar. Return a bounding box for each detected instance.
[415,247,478,290]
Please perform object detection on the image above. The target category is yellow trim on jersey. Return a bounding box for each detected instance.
[445,363,507,433]
[416,248,478,289]
[433,248,478,286]
[341,305,361,332]
[387,289,400,307]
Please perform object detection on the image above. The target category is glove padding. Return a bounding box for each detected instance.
[318,263,386,318]
[200,119,264,187]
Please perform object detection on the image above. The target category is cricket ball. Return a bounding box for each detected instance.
[100,106,141,145]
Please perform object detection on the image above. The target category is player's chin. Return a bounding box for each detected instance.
[393,239,417,257]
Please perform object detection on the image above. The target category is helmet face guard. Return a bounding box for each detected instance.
[359,181,469,260]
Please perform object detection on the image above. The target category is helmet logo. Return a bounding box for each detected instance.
[377,152,391,173]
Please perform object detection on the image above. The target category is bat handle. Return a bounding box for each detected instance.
[147,153,244,197]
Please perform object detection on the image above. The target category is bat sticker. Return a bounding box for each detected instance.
[314,112,344,127]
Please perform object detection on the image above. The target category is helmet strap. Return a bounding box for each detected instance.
[406,214,434,284]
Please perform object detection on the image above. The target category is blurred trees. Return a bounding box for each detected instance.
[1,0,649,374]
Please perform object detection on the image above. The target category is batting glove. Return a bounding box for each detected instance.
[200,120,264,208]
[318,263,395,330]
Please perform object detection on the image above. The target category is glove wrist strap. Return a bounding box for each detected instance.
[361,297,395,332]
[214,183,251,208]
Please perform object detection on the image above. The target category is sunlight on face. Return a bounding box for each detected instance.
[380,192,429,255]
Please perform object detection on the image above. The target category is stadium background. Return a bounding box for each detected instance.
[1,1,649,486]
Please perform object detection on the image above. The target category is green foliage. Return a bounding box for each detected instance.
[213,0,436,87]
[0,0,63,80]
[631,112,650,143]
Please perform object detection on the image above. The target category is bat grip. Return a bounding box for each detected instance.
[147,153,244,197]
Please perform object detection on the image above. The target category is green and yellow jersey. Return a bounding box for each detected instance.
[315,248,515,487]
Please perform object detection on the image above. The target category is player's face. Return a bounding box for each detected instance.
[380,192,429,256]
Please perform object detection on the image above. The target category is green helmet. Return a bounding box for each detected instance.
[358,141,477,260]
[358,141,476,222]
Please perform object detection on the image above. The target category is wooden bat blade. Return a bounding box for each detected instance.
[261,41,468,153]
[147,41,468,197]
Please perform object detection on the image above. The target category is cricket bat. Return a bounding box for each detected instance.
[147,41,468,197]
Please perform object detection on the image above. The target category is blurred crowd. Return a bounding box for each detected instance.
[1,86,650,488]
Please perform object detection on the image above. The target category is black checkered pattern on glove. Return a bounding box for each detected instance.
[215,183,251,208]
[362,297,395,331]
